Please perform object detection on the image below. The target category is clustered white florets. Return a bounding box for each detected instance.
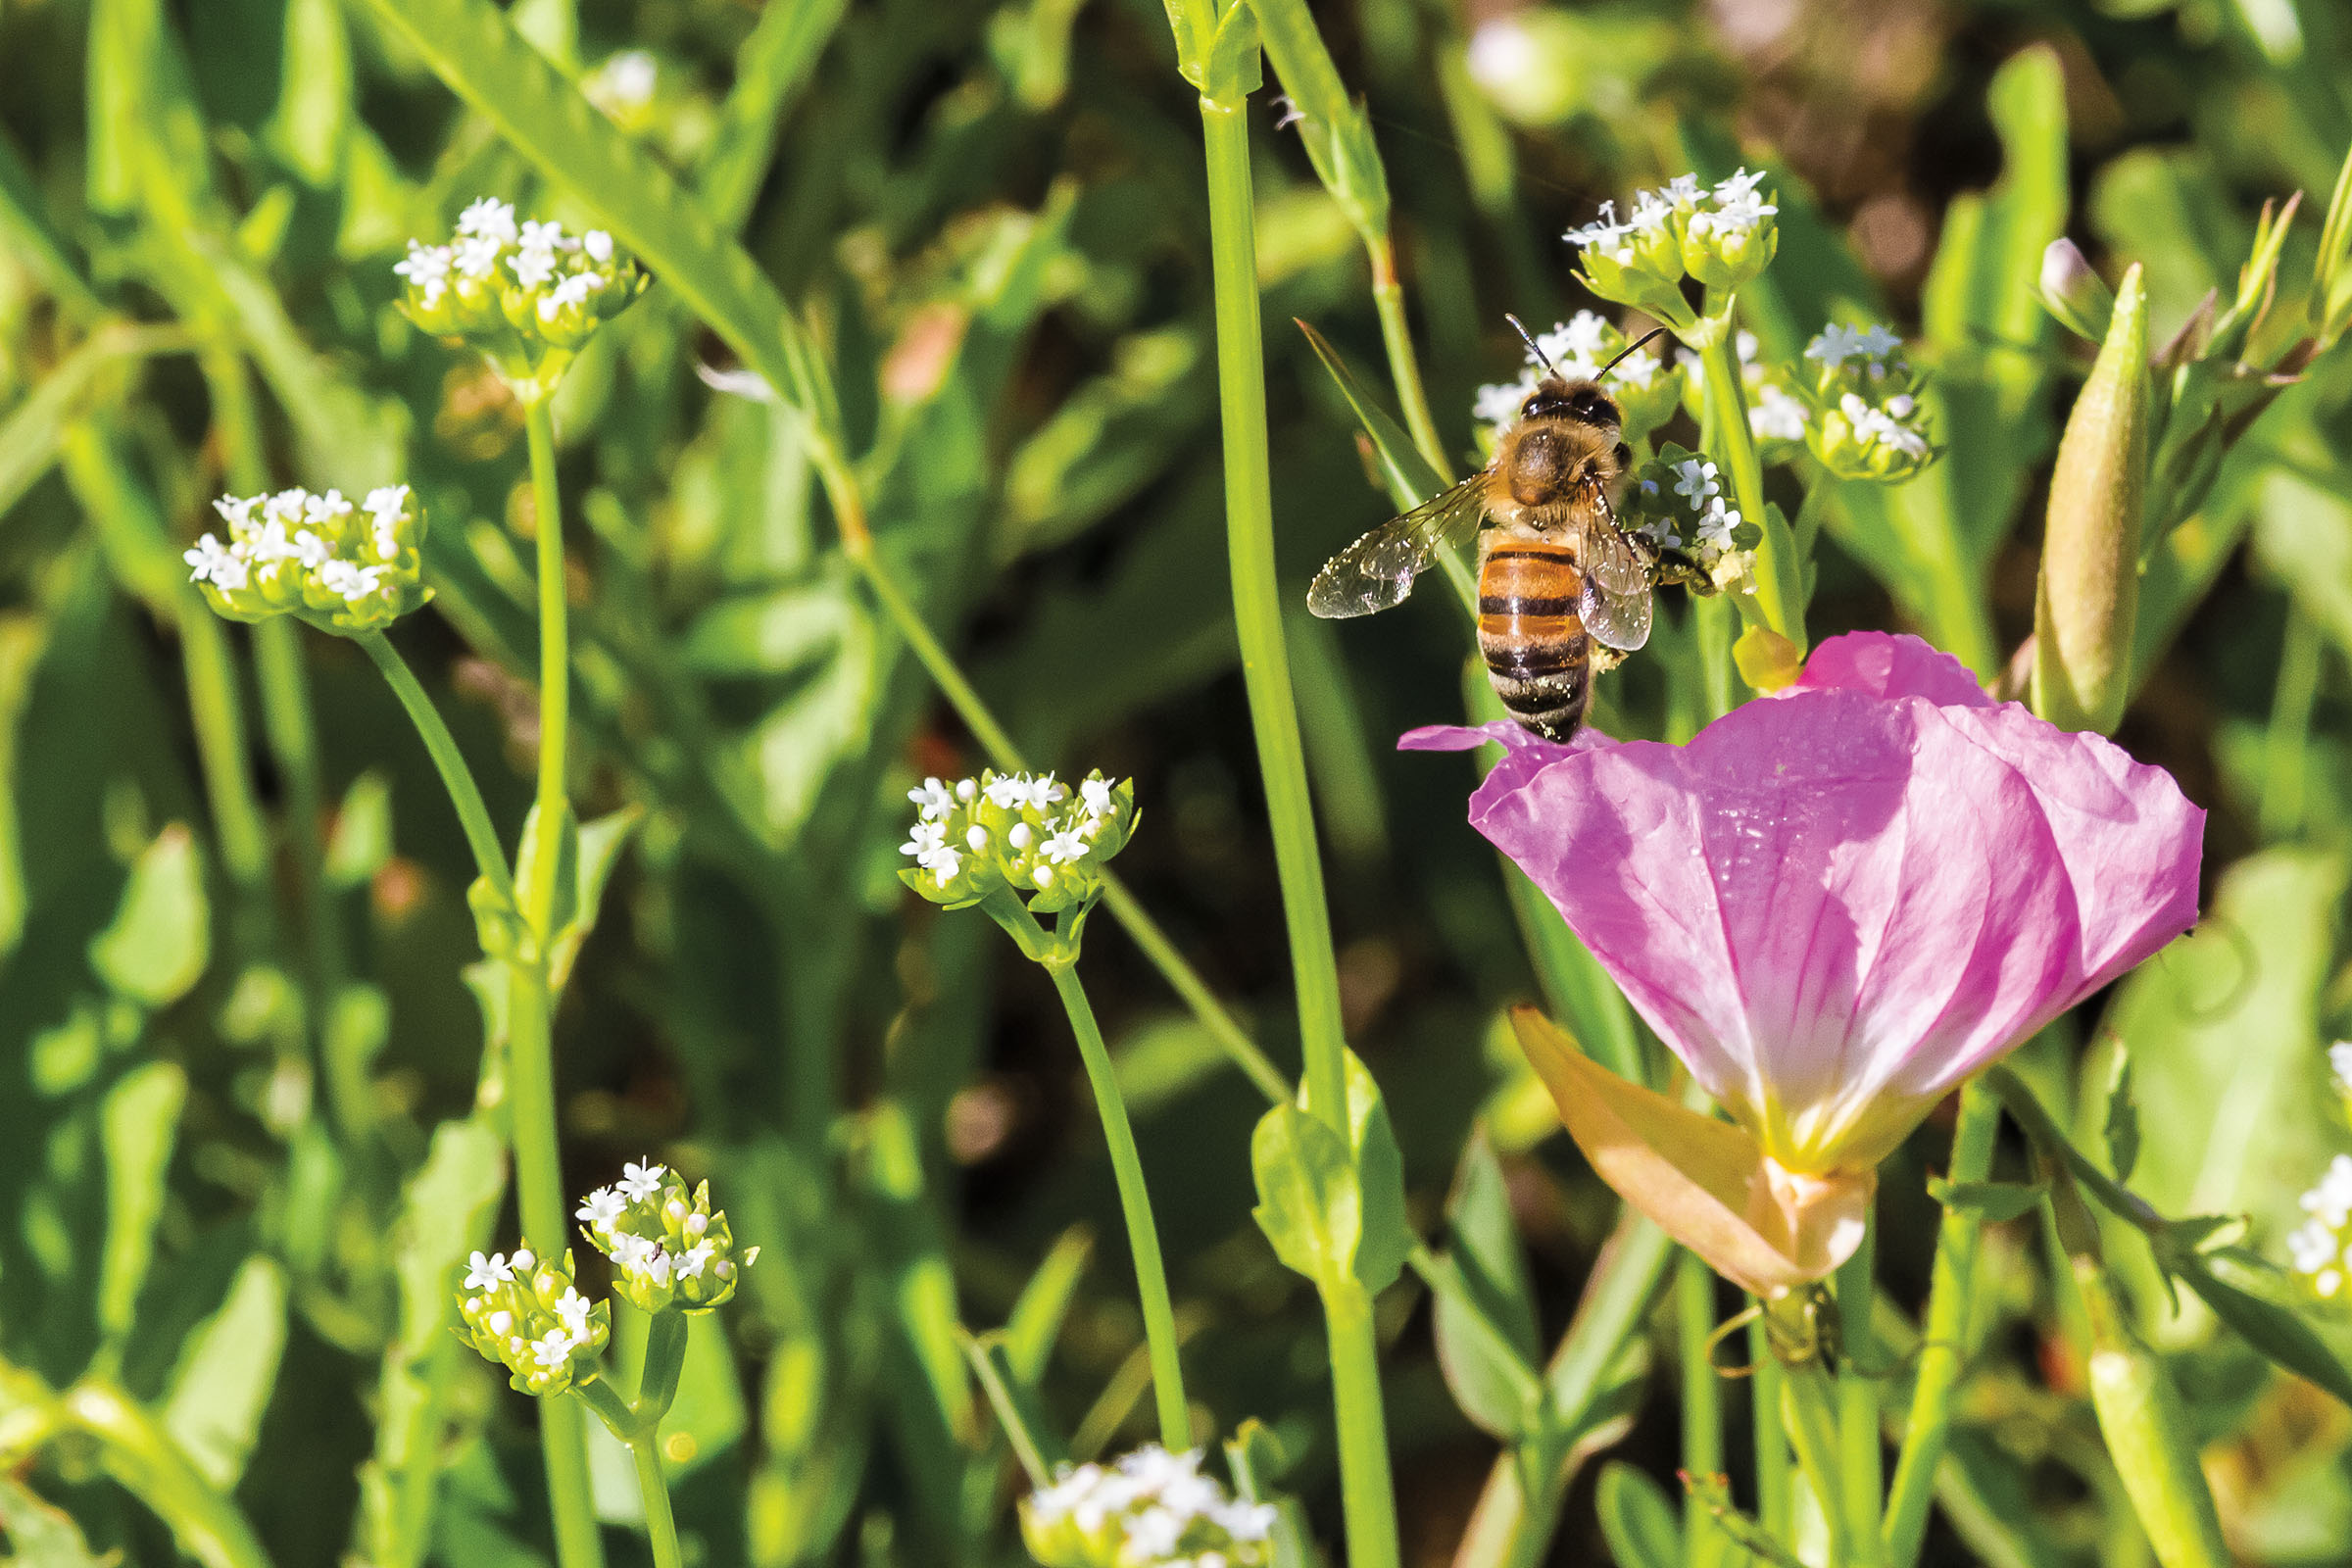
[394,197,644,355]
[573,1159,755,1314]
[1804,321,1906,374]
[1565,169,1778,296]
[185,486,425,633]
[455,1244,612,1396]
[1471,312,1678,440]
[1798,321,1935,480]
[1021,1446,1279,1568]
[899,768,1137,912]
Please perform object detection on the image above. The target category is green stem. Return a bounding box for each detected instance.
[1197,91,1348,1152]
[850,550,1290,1103]
[1836,1224,1884,1568]
[1883,1081,2000,1568]
[634,1432,685,1568]
[2043,1173,2229,1568]
[1691,309,1804,653]
[1321,1279,1401,1568]
[354,632,516,905]
[1750,1314,1792,1541]
[1046,958,1190,1447]
[63,1378,275,1568]
[1196,65,1397,1568]
[175,605,273,895]
[514,392,604,1568]
[1369,235,1446,474]
[1781,1357,1851,1568]
[1677,1252,1726,1568]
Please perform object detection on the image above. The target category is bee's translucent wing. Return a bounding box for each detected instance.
[1572,494,1654,652]
[1306,474,1490,618]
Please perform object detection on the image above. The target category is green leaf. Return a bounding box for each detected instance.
[1433,1135,1544,1440]
[2176,1258,2352,1411]
[1927,1178,2048,1224]
[87,824,209,1008]
[1298,1049,1413,1295]
[1680,1471,1807,1568]
[1296,318,1444,510]
[0,1475,113,1567]
[350,0,843,451]
[1003,1226,1093,1390]
[960,1332,1065,1489]
[2106,849,2346,1243]
[0,327,149,524]
[324,771,393,890]
[2104,1047,2142,1184]
[162,1255,288,1490]
[1594,1461,1682,1568]
[268,0,351,185]
[1250,1103,1362,1292]
[547,805,643,990]
[99,1061,188,1350]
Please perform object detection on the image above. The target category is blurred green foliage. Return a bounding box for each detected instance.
[2,0,2352,1565]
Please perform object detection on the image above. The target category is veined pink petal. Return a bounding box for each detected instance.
[1784,629,1993,708]
[1432,631,2206,1176]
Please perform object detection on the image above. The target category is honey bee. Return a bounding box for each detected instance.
[1307,320,1665,741]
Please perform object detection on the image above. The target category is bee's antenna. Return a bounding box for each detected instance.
[1504,314,1559,377]
[1598,326,1669,378]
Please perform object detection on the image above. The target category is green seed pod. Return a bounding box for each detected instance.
[2034,264,2150,735]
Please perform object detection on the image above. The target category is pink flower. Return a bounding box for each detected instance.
[1406,632,2203,1180]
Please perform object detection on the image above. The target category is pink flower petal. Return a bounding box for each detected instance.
[1436,637,2206,1176]
[1785,630,1992,709]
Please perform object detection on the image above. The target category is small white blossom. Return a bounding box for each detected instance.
[456,197,518,244]
[1081,777,1115,817]
[925,847,963,886]
[618,1160,668,1202]
[1023,772,1067,810]
[531,1330,576,1370]
[1750,383,1809,442]
[676,1241,714,1280]
[1672,459,1721,505]
[575,1188,626,1231]
[901,819,949,858]
[983,775,1030,810]
[553,1288,593,1338]
[908,777,954,818]
[464,1250,514,1292]
[583,229,614,264]
[1042,824,1091,865]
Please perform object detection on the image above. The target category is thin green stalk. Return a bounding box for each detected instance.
[1677,1252,1727,1568]
[852,551,1291,1103]
[1047,959,1191,1447]
[62,1378,274,1568]
[1197,87,1348,1147]
[2261,599,2323,839]
[1322,1279,1401,1568]
[634,1437,685,1568]
[1836,1225,1884,1568]
[1369,235,1446,473]
[1883,1081,2000,1568]
[1691,310,1804,652]
[176,605,273,893]
[1750,1315,1792,1541]
[515,391,604,1568]
[1196,43,1396,1565]
[1781,1358,1852,1568]
[354,632,516,904]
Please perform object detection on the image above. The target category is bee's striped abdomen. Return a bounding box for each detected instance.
[1477,540,1591,741]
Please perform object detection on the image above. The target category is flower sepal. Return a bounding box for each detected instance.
[1508,1007,1872,1299]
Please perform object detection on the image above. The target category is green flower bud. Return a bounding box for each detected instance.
[186,486,429,635]
[454,1245,611,1396]
[2039,238,2117,343]
[899,769,1137,916]
[1797,322,1936,483]
[1679,170,1780,291]
[575,1160,760,1314]
[2034,264,2149,736]
[1019,1446,1278,1568]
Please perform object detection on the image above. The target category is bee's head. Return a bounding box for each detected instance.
[1520,375,1621,432]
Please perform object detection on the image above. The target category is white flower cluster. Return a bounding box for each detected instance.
[900,768,1137,915]
[1020,1446,1278,1568]
[1567,169,1779,301]
[456,1245,611,1396]
[1470,311,1678,441]
[394,197,645,356]
[575,1159,756,1314]
[186,486,426,633]
[1798,321,1934,481]
[2289,1153,2352,1299]
[1624,446,1758,595]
